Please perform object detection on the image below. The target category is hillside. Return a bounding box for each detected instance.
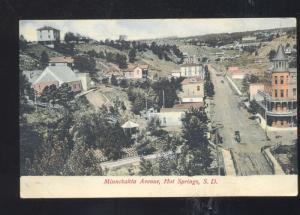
[25,43,64,58]
[75,44,127,55]
[256,35,296,58]
[136,50,179,77]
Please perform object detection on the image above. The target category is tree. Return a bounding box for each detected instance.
[19,35,28,50]
[129,48,136,63]
[139,157,154,175]
[40,84,58,106]
[151,78,180,108]
[56,83,75,109]
[268,49,276,60]
[116,53,127,69]
[179,107,213,175]
[40,51,49,69]
[64,138,103,175]
[119,79,128,88]
[86,49,97,58]
[110,74,118,86]
[73,55,96,74]
[204,69,215,97]
[64,32,78,44]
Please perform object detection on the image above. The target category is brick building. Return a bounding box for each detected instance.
[255,45,297,128]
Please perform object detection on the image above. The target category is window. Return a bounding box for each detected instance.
[280,89,284,97]
[163,117,166,124]
[274,76,278,84]
[197,86,200,91]
[286,89,288,97]
[293,88,296,96]
[274,89,278,97]
[280,76,284,84]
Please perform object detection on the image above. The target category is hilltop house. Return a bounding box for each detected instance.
[37,26,60,48]
[178,77,204,103]
[32,65,91,94]
[124,64,149,79]
[49,56,74,68]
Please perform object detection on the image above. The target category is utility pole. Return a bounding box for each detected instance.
[162,89,165,108]
[145,96,148,112]
[34,91,37,112]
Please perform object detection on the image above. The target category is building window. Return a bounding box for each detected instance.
[197,86,200,91]
[163,117,166,124]
[286,89,288,97]
[280,76,284,84]
[280,89,284,97]
[293,88,296,96]
[274,89,278,97]
[274,76,278,84]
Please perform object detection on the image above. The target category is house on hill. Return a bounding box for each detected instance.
[49,56,74,68]
[32,65,91,94]
[124,64,149,79]
[37,26,60,48]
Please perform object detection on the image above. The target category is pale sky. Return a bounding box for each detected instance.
[19,18,296,41]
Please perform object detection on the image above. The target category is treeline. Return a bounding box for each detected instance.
[99,39,184,63]
[204,66,215,97]
[86,49,127,69]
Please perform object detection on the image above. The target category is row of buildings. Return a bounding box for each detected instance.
[145,58,206,128]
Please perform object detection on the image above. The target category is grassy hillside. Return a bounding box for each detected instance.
[136,50,179,77]
[75,44,127,55]
[256,35,296,58]
[25,44,63,59]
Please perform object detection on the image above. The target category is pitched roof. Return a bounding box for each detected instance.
[127,64,149,72]
[121,121,139,128]
[33,66,79,84]
[49,56,74,63]
[181,77,203,85]
[272,45,288,61]
[37,26,59,31]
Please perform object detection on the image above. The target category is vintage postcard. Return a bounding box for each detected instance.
[19,18,297,198]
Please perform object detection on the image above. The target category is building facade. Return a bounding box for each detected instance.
[49,56,74,68]
[255,45,297,128]
[32,65,85,94]
[178,77,204,103]
[37,26,60,47]
[124,64,149,79]
[180,64,204,78]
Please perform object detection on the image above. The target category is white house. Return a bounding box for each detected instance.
[37,26,60,48]
[124,64,149,79]
[180,64,204,78]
